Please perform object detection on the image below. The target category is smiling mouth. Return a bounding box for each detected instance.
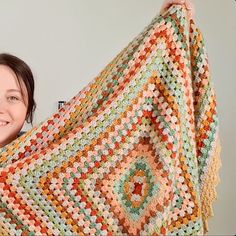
[0,121,9,127]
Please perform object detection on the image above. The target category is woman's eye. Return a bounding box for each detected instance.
[7,96,20,102]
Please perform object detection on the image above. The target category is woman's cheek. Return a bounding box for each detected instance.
[13,103,28,122]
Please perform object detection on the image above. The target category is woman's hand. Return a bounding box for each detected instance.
[160,0,195,20]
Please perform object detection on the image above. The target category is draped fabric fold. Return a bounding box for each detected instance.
[0,4,221,235]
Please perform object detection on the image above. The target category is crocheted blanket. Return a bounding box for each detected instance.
[0,4,221,236]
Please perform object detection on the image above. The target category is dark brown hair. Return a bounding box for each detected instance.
[0,53,36,124]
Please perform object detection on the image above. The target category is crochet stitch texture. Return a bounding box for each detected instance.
[0,4,221,236]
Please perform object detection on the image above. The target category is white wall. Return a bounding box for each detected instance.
[0,0,235,234]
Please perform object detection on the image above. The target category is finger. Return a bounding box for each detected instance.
[185,0,193,9]
[160,0,195,19]
[160,0,185,14]
[185,0,195,18]
[167,0,185,7]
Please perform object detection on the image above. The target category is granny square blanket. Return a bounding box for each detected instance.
[0,4,221,236]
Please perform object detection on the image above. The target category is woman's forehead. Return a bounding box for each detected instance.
[0,65,27,93]
[0,65,18,87]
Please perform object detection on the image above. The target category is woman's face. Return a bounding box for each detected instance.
[0,65,28,148]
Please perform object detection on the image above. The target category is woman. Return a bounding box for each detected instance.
[0,53,36,148]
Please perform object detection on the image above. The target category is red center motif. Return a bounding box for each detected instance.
[133,182,143,196]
